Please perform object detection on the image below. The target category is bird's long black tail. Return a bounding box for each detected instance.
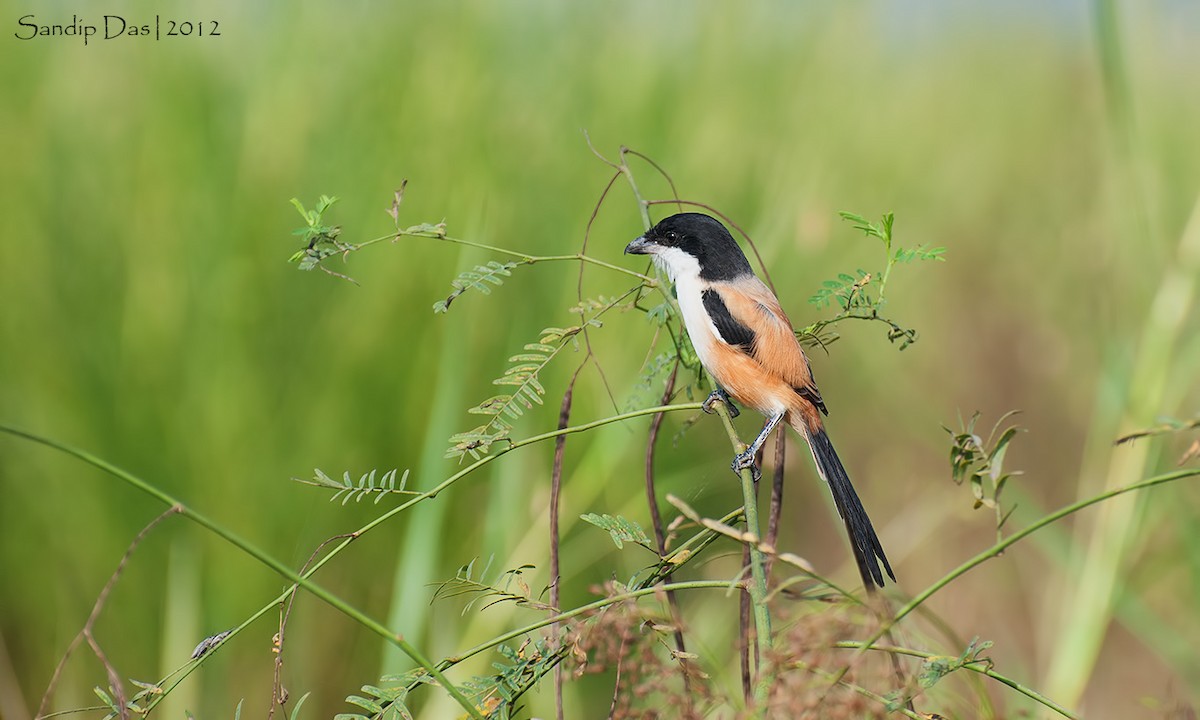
[799,424,895,591]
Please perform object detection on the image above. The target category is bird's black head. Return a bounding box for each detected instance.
[624,213,754,282]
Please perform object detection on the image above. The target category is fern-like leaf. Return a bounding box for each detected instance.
[432,559,550,614]
[433,260,520,313]
[808,269,873,309]
[336,670,429,720]
[445,290,638,460]
[294,468,415,505]
[894,243,946,263]
[580,513,656,551]
[460,638,564,720]
[444,329,576,459]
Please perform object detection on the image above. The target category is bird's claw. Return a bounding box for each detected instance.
[702,389,740,418]
[731,449,760,481]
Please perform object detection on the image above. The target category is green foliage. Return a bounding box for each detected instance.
[93,678,167,720]
[445,328,567,460]
[623,351,677,412]
[886,637,995,711]
[460,639,563,720]
[802,211,945,352]
[288,195,347,271]
[431,557,551,613]
[808,269,874,311]
[580,512,656,551]
[446,292,635,460]
[289,692,312,720]
[433,260,520,313]
[1116,414,1200,465]
[917,637,994,690]
[286,186,448,284]
[337,671,424,720]
[16,119,1192,718]
[945,411,1025,539]
[334,641,563,720]
[294,468,415,505]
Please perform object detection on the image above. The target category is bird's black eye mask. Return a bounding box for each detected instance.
[653,229,682,246]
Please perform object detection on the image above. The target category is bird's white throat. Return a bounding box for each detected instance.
[650,246,701,284]
[650,247,724,370]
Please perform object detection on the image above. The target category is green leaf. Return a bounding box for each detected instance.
[290,197,308,219]
[580,513,654,551]
[94,686,115,707]
[346,695,384,714]
[289,692,312,720]
[433,261,520,314]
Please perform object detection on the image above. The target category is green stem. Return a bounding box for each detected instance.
[833,642,1079,719]
[2,404,704,716]
[355,230,657,283]
[710,401,773,709]
[0,426,483,720]
[618,148,654,230]
[844,467,1200,678]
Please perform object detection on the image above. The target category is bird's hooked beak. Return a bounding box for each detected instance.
[624,235,655,255]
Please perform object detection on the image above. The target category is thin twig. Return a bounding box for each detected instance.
[739,542,753,703]
[550,363,584,720]
[38,505,180,720]
[353,228,657,285]
[643,363,693,705]
[766,431,786,580]
[2,427,485,720]
[577,167,625,413]
[833,641,1080,719]
[606,631,630,720]
[268,532,356,719]
[622,148,684,214]
[833,466,1200,690]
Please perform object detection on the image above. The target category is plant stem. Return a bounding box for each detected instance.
[843,467,1200,681]
[2,402,708,705]
[0,426,484,720]
[710,402,774,709]
[833,642,1079,719]
[356,229,658,283]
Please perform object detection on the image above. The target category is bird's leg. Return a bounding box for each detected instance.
[732,411,784,478]
[702,386,740,418]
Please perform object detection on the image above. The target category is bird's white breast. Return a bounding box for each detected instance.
[652,248,725,371]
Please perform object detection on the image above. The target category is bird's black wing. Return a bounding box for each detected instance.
[701,289,755,351]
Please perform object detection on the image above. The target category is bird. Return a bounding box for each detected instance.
[625,212,895,590]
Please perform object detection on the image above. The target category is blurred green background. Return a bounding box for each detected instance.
[2,1,1198,717]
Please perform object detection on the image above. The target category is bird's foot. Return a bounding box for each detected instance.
[730,449,760,481]
[702,388,740,418]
